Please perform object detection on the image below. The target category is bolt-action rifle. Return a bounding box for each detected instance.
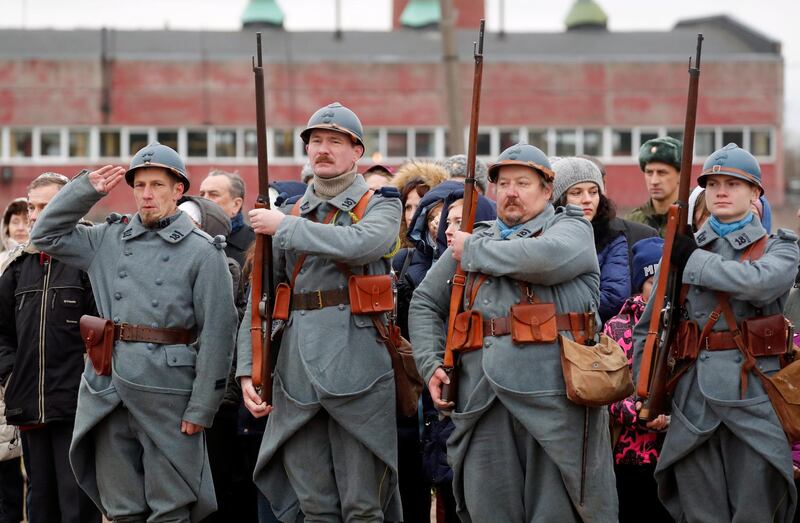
[250,33,274,403]
[637,34,704,421]
[440,20,485,408]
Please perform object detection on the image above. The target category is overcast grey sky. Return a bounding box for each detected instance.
[3,0,799,138]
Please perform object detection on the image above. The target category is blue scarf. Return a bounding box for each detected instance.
[709,212,754,238]
[497,220,524,240]
[230,211,245,235]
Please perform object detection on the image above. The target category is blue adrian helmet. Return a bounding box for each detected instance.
[488,143,555,184]
[698,143,763,195]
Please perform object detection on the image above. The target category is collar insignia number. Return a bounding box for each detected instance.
[300,202,310,211]
[122,229,132,238]
[517,229,530,237]
[169,230,184,241]
[734,234,748,246]
[697,231,707,243]
[342,197,356,208]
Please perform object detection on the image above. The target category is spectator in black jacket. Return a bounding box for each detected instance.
[198,169,255,269]
[0,172,100,523]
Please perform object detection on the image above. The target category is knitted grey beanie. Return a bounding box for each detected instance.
[440,154,489,193]
[551,157,604,203]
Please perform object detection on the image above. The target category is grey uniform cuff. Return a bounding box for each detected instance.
[182,401,218,428]
[273,215,300,251]
[460,234,480,272]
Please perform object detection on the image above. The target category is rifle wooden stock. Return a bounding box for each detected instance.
[250,33,274,404]
[637,34,703,421]
[441,20,485,408]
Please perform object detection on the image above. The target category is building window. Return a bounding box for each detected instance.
[69,130,90,158]
[129,130,149,156]
[751,129,772,157]
[499,129,520,151]
[721,129,743,148]
[639,130,659,147]
[157,130,178,151]
[694,129,715,158]
[243,130,257,158]
[362,129,380,162]
[666,129,683,143]
[187,130,208,158]
[214,130,237,158]
[555,129,577,156]
[10,130,32,157]
[273,129,294,158]
[39,130,61,157]
[99,130,120,157]
[387,130,408,158]
[582,129,603,157]
[528,130,547,154]
[611,129,632,157]
[476,130,491,156]
[415,130,435,157]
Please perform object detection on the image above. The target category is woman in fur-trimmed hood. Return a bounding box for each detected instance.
[391,161,450,249]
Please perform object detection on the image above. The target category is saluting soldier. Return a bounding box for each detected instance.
[29,143,238,522]
[633,144,799,522]
[237,102,403,521]
[410,144,618,522]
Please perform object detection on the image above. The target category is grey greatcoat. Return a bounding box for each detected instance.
[632,216,799,522]
[409,204,618,523]
[236,175,403,522]
[29,174,238,521]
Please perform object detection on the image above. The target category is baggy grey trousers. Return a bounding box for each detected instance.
[460,401,581,523]
[281,410,392,522]
[671,424,792,522]
[92,405,196,523]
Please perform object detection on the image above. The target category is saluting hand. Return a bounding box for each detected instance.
[451,231,471,262]
[249,208,286,236]
[87,165,126,194]
[241,376,273,418]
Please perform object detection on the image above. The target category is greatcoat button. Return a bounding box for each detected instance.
[151,300,159,307]
[114,292,122,300]
[155,278,163,286]
[162,255,169,261]
[147,343,156,350]
[118,271,127,278]
[113,316,120,323]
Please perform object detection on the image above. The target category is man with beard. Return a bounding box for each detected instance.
[29,142,237,522]
[238,102,403,521]
[410,143,617,522]
[626,137,682,236]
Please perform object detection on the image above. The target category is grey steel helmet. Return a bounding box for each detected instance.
[125,142,190,190]
[698,143,763,195]
[488,143,555,183]
[300,102,365,149]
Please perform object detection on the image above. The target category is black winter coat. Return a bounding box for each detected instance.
[0,252,96,425]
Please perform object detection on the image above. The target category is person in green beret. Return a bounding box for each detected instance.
[626,137,682,236]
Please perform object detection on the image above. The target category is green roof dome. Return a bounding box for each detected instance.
[400,0,441,29]
[565,0,608,31]
[241,0,284,29]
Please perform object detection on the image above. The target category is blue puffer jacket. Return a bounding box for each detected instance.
[597,232,631,322]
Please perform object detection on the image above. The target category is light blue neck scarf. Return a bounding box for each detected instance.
[709,212,754,238]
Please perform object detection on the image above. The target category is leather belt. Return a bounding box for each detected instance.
[483,313,592,337]
[113,323,196,345]
[291,288,350,311]
[702,331,737,351]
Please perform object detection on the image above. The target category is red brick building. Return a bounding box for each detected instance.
[0,1,783,215]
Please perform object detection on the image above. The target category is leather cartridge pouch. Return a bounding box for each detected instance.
[348,274,394,315]
[510,303,558,344]
[559,333,633,407]
[79,315,114,376]
[272,283,291,321]
[370,317,423,417]
[452,310,484,351]
[742,314,789,358]
[673,320,700,361]
[758,360,800,441]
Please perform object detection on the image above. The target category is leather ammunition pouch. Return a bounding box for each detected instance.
[348,274,394,315]
[372,317,424,418]
[272,283,291,320]
[452,310,484,352]
[79,315,114,376]
[559,333,633,407]
[510,303,558,344]
[672,320,700,360]
[742,314,790,358]
[758,360,800,441]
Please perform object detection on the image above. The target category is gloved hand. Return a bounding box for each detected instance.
[671,233,698,268]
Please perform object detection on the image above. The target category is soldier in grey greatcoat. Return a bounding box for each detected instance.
[29,142,238,522]
[237,102,403,522]
[633,143,799,522]
[410,144,618,522]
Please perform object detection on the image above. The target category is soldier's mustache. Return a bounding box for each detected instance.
[315,155,333,164]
